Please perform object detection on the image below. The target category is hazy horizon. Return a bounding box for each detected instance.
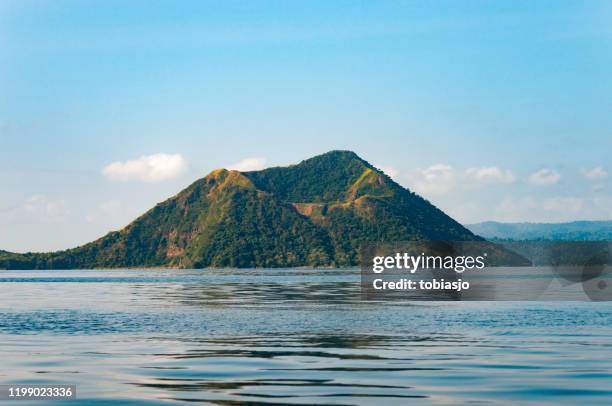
[2,1,612,251]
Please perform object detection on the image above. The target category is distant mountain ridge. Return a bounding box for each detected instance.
[1,151,478,269]
[467,220,612,241]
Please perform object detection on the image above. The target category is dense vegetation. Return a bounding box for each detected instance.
[1,150,479,269]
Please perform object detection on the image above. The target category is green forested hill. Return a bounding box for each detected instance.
[1,151,478,269]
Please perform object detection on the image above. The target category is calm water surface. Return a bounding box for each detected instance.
[0,269,611,405]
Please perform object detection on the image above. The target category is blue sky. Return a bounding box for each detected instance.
[1,0,612,251]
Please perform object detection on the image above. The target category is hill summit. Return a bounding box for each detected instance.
[1,151,477,269]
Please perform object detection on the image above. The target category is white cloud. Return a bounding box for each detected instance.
[376,165,399,179]
[582,166,608,181]
[102,153,187,182]
[465,167,515,184]
[405,164,519,197]
[13,195,69,223]
[227,157,267,172]
[494,196,584,222]
[528,168,561,186]
[405,164,456,195]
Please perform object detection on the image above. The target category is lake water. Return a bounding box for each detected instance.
[1,269,611,405]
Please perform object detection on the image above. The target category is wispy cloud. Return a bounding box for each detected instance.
[375,165,399,179]
[528,168,561,186]
[404,164,516,196]
[582,166,608,181]
[405,164,456,195]
[0,195,70,223]
[102,153,187,182]
[494,196,583,222]
[24,195,69,222]
[227,157,267,172]
[465,167,515,184]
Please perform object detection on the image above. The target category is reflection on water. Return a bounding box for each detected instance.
[0,269,611,405]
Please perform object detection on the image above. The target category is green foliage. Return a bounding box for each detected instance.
[245,150,369,202]
[0,151,478,269]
